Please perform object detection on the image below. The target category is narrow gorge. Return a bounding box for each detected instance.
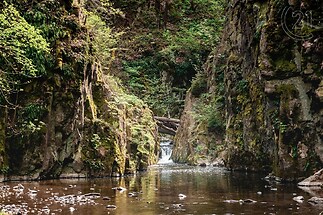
[0,0,322,182]
[0,0,323,214]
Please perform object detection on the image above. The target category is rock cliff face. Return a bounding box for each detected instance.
[173,0,322,180]
[1,70,159,181]
[0,1,158,181]
[0,72,158,181]
[172,89,196,164]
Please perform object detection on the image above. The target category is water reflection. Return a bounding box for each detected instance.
[0,165,322,214]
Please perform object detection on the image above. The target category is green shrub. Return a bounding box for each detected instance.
[193,94,225,132]
[21,104,46,122]
[86,12,120,65]
[0,3,49,77]
[0,3,49,105]
[191,72,207,97]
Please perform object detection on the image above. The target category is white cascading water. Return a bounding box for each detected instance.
[157,141,174,164]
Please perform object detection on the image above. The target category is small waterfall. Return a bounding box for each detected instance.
[158,141,174,164]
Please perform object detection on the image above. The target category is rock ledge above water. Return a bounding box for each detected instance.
[298,169,323,187]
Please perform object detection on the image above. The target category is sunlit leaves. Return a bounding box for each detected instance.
[0,3,49,105]
[86,12,120,65]
[0,3,49,77]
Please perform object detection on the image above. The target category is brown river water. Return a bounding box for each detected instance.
[0,164,322,215]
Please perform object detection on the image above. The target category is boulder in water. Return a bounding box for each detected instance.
[106,205,117,209]
[308,197,323,205]
[240,199,257,204]
[112,186,127,192]
[178,194,187,200]
[102,196,111,200]
[293,196,304,203]
[298,169,323,187]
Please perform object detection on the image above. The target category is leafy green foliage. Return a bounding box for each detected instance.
[84,159,105,171]
[193,94,224,132]
[21,104,46,122]
[116,0,225,117]
[86,0,123,23]
[174,0,225,18]
[237,79,249,94]
[14,103,47,135]
[123,59,185,116]
[23,1,69,44]
[22,0,86,78]
[86,12,120,65]
[0,3,49,105]
[191,72,207,97]
[0,165,9,174]
[0,4,49,76]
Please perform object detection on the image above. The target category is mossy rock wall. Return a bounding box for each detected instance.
[174,0,322,180]
[172,88,225,166]
[172,89,196,164]
[2,72,158,180]
[0,1,158,181]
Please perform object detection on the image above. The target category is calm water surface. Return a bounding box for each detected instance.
[1,165,322,214]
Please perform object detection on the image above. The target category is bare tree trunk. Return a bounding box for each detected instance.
[162,0,170,29]
[155,0,161,28]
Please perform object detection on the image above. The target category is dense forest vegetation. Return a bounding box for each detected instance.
[110,0,225,117]
[0,0,225,120]
[0,0,322,183]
